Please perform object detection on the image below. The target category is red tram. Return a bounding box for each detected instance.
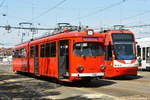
[12,24,105,82]
[102,29,138,77]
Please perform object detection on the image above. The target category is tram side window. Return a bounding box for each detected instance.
[50,42,56,57]
[20,48,26,58]
[12,50,15,58]
[13,50,19,58]
[46,43,50,57]
[137,45,141,57]
[18,50,21,58]
[146,47,150,59]
[13,48,26,58]
[41,42,56,57]
[40,44,45,57]
[142,47,145,60]
[106,44,112,60]
[30,46,34,57]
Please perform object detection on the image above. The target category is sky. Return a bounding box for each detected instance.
[0,0,150,47]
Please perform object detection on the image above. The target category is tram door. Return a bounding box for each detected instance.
[34,45,39,75]
[58,40,69,79]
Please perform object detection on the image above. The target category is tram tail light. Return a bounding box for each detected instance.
[77,66,84,73]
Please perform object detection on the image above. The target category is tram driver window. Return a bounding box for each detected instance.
[74,42,104,57]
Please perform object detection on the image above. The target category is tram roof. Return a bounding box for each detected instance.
[14,30,104,48]
[100,29,133,34]
[30,31,104,44]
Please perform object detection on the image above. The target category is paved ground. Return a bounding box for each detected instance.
[0,64,150,100]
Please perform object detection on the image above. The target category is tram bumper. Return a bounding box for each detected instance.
[71,72,105,77]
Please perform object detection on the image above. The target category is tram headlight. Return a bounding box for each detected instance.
[86,29,94,35]
[77,66,84,72]
[100,65,106,70]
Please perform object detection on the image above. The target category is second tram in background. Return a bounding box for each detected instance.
[101,28,138,78]
[136,37,150,71]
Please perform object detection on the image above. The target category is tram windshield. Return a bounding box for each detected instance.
[74,42,104,57]
[114,43,135,60]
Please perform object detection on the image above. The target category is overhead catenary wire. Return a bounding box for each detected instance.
[30,0,67,22]
[123,10,150,21]
[0,0,6,8]
[123,9,150,25]
[125,24,150,28]
[76,0,126,20]
[0,25,55,30]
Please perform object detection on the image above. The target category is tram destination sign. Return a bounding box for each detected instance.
[112,33,134,42]
[83,37,98,41]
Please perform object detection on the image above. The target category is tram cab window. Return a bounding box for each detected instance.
[114,43,135,60]
[74,42,104,57]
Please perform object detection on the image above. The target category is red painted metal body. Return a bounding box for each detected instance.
[12,43,29,72]
[12,30,105,81]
